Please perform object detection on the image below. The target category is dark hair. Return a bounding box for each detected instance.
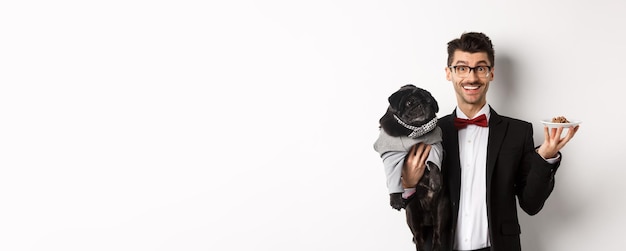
[447,32,495,67]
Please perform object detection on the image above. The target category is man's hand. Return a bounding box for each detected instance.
[536,125,580,159]
[402,143,431,188]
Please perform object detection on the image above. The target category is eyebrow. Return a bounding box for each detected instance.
[453,60,490,66]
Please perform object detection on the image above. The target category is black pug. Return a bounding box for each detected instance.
[373,84,450,251]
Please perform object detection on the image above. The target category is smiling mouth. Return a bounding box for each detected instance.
[463,85,481,90]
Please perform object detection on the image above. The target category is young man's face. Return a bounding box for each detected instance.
[445,50,494,108]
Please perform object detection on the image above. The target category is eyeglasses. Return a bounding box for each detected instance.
[449,65,492,78]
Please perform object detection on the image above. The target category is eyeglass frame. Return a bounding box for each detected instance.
[448,65,492,78]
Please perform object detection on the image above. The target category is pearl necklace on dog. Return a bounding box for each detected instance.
[393,115,438,139]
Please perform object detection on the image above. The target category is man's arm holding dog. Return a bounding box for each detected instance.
[402,143,431,190]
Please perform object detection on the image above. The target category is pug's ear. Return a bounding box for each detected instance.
[426,90,439,113]
[388,88,413,110]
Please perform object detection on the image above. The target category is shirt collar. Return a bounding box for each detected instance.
[455,103,491,120]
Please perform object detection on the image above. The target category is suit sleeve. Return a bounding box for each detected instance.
[516,124,559,215]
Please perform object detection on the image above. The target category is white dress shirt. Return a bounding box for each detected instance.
[454,104,491,250]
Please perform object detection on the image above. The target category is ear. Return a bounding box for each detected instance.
[423,89,439,113]
[388,88,413,110]
[445,66,452,81]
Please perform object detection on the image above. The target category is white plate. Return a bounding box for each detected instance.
[540,119,582,128]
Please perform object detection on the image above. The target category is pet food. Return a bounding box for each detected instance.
[551,116,570,123]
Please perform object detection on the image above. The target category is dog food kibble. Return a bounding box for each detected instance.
[551,116,570,123]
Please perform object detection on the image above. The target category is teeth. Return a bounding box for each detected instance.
[463,85,479,90]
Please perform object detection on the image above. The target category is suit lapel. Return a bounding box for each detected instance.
[441,111,461,208]
[486,107,506,198]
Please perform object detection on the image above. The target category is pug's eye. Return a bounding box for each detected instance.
[405,101,412,107]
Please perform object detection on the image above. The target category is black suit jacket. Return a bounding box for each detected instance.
[439,107,559,251]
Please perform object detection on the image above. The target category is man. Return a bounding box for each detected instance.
[403,32,579,251]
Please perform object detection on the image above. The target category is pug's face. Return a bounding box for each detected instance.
[388,84,439,126]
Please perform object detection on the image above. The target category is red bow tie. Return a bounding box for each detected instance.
[454,114,488,129]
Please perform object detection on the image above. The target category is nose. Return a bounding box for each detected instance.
[465,69,479,81]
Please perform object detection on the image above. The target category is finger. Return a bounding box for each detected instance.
[414,143,425,156]
[558,125,579,148]
[411,144,425,168]
[554,126,564,141]
[548,127,558,141]
[419,145,431,166]
[564,126,578,139]
[407,144,421,167]
[417,143,428,158]
[422,144,432,159]
[561,125,580,140]
[409,144,417,156]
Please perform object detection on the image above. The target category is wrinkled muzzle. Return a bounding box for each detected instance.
[402,104,432,125]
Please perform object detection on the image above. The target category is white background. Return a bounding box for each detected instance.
[1,1,624,250]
